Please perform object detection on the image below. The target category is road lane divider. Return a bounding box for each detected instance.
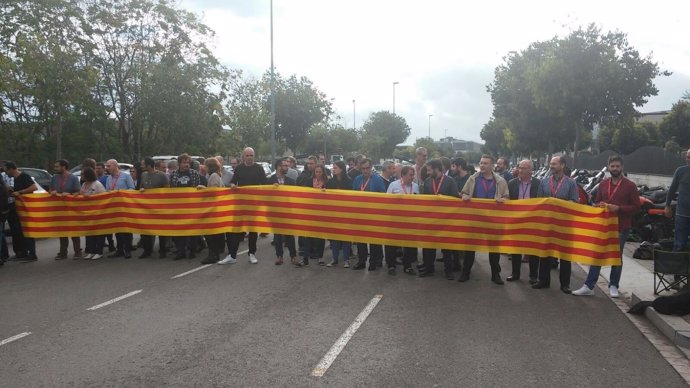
[0,332,32,347]
[311,294,383,377]
[86,290,143,311]
[170,249,249,280]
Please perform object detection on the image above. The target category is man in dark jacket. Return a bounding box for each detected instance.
[169,153,202,260]
[507,159,541,283]
[267,158,297,265]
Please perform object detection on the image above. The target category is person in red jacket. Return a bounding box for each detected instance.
[573,155,640,298]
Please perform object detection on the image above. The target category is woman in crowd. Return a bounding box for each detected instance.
[324,161,353,268]
[80,167,106,260]
[198,158,225,264]
[299,164,329,266]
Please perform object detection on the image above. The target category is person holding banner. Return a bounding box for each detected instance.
[351,158,386,271]
[386,165,420,275]
[507,159,541,283]
[460,155,509,284]
[533,156,578,294]
[268,158,298,266]
[299,164,329,266]
[105,159,136,259]
[325,161,353,268]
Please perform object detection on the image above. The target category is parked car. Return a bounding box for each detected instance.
[258,162,273,178]
[20,168,52,191]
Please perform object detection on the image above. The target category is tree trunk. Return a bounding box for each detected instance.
[573,124,581,169]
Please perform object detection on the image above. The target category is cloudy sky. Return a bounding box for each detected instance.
[181,0,689,144]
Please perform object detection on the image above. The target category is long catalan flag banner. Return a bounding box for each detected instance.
[15,185,620,266]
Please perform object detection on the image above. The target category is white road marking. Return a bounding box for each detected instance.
[86,290,143,311]
[311,294,383,377]
[170,249,249,279]
[0,332,32,347]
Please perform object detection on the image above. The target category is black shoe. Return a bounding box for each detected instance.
[445,271,455,280]
[173,254,186,261]
[457,273,470,282]
[8,253,28,261]
[403,267,415,275]
[353,262,366,270]
[200,256,217,265]
[388,267,396,276]
[506,275,520,282]
[492,276,505,285]
[529,277,538,285]
[124,253,132,259]
[19,255,38,263]
[418,270,434,278]
[532,282,550,289]
[109,251,124,258]
[138,252,151,259]
[560,286,572,294]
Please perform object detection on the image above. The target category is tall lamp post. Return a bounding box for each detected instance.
[352,99,356,130]
[269,0,276,162]
[393,81,399,114]
[428,114,433,139]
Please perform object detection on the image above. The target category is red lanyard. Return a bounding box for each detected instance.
[607,178,622,201]
[432,175,446,195]
[58,173,67,192]
[360,176,371,191]
[401,182,412,194]
[313,178,324,189]
[520,181,530,199]
[81,182,91,194]
[110,174,120,191]
[480,176,495,198]
[550,176,566,197]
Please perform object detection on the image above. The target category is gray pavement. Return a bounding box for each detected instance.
[0,237,687,387]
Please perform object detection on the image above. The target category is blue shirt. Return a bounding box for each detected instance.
[105,173,135,191]
[352,174,386,193]
[668,165,690,217]
[537,174,578,202]
[474,175,497,199]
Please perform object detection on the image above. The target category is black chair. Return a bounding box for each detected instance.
[653,249,690,295]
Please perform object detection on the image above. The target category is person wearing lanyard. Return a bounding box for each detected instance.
[533,156,579,294]
[386,165,420,275]
[507,159,541,283]
[418,159,461,279]
[50,159,83,260]
[413,147,428,192]
[460,155,510,284]
[267,158,298,266]
[573,155,640,297]
[351,158,386,271]
[105,159,136,259]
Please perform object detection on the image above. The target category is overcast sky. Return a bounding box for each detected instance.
[181,0,689,144]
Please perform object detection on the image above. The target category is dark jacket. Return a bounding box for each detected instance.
[508,177,541,200]
[267,174,296,186]
[423,175,460,197]
[325,176,353,190]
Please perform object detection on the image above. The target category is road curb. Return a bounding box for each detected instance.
[630,292,690,349]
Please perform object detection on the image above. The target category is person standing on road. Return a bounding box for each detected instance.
[0,175,10,266]
[496,157,514,183]
[460,155,509,284]
[665,148,690,254]
[80,167,107,260]
[267,158,298,266]
[507,159,541,283]
[138,157,169,259]
[197,158,226,265]
[5,161,39,262]
[219,147,267,265]
[386,165,420,275]
[573,155,640,298]
[352,158,386,271]
[413,147,428,191]
[105,159,136,259]
[325,161,353,268]
[532,156,578,294]
[299,164,329,266]
[451,157,471,273]
[169,153,202,260]
[50,159,83,260]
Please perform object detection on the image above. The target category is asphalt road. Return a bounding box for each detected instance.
[0,236,685,387]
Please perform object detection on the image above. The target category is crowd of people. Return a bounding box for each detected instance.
[3,146,689,299]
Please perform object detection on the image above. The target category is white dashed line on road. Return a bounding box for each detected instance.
[86,290,143,311]
[311,294,383,377]
[170,249,249,279]
[0,332,32,347]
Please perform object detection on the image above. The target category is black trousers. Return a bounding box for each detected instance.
[384,245,400,269]
[357,243,383,266]
[537,257,571,287]
[462,251,501,277]
[402,247,418,269]
[510,254,539,279]
[115,233,133,254]
[228,232,257,257]
[142,235,168,255]
[205,234,225,258]
[173,236,197,257]
[59,237,81,254]
[422,248,454,273]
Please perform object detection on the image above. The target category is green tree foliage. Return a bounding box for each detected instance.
[598,121,660,154]
[359,111,411,160]
[659,100,690,148]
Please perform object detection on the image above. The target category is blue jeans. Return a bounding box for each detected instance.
[330,240,351,263]
[673,215,690,252]
[585,229,630,289]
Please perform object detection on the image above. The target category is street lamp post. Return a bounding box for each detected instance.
[269,0,276,162]
[428,114,433,139]
[352,99,356,130]
[393,81,399,114]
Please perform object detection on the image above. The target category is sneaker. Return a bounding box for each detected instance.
[54,253,67,260]
[91,253,102,260]
[83,253,94,260]
[218,255,236,265]
[20,255,38,263]
[343,260,350,268]
[275,256,284,265]
[572,285,594,296]
[326,261,337,267]
[249,253,258,264]
[610,285,620,298]
[318,258,325,266]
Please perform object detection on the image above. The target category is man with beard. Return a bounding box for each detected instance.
[533,156,579,294]
[139,157,170,259]
[419,159,460,278]
[169,153,202,260]
[105,159,136,259]
[267,158,297,265]
[219,147,267,265]
[507,159,541,283]
[50,159,83,260]
[496,157,514,182]
[573,155,639,297]
[460,155,509,284]
[351,158,386,271]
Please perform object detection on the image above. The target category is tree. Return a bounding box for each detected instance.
[659,100,690,149]
[480,118,510,157]
[359,111,411,160]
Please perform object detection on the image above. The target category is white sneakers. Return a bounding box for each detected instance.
[249,254,258,264]
[218,255,237,265]
[609,285,620,298]
[91,253,102,260]
[83,253,94,260]
[572,285,594,296]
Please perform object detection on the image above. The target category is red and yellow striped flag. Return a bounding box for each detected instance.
[15,185,621,266]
